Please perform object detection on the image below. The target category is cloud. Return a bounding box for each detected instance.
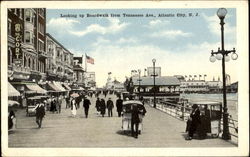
[69,18,129,37]
[202,13,236,40]
[151,30,192,39]
[146,19,170,28]
[46,18,80,34]
[116,37,138,44]
[85,39,239,87]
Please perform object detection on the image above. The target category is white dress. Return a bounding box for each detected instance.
[71,100,77,117]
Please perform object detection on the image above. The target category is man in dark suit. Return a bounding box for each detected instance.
[35,101,46,128]
[116,96,123,117]
[107,98,114,117]
[83,96,91,118]
[186,104,201,140]
[131,104,141,138]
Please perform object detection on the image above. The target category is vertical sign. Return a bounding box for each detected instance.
[14,23,22,66]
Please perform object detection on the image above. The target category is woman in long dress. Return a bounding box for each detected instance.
[71,98,77,117]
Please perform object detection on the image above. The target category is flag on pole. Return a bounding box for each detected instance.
[86,54,94,64]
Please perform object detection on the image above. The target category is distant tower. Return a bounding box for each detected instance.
[213,76,215,81]
[218,76,220,82]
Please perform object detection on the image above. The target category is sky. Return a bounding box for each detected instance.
[46,8,237,87]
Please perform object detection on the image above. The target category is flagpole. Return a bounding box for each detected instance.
[85,53,87,72]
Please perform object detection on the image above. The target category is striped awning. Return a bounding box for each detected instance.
[53,82,67,92]
[8,82,20,97]
[26,84,47,94]
[63,84,71,90]
[47,83,61,92]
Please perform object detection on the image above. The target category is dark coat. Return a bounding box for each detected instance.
[116,99,123,112]
[96,99,101,111]
[83,99,91,109]
[107,100,114,110]
[131,105,140,123]
[189,108,201,132]
[100,99,106,115]
[36,104,45,118]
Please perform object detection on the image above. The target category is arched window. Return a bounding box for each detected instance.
[29,58,32,68]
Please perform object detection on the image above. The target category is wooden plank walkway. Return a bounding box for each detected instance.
[8,94,236,147]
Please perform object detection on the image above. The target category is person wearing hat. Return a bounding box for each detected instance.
[106,98,114,117]
[34,101,46,128]
[83,96,91,118]
[186,104,201,140]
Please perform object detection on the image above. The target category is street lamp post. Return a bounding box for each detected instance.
[152,59,157,108]
[209,8,238,140]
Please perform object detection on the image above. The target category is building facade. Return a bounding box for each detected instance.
[8,8,47,83]
[46,33,74,83]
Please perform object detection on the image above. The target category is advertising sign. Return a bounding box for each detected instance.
[147,67,161,77]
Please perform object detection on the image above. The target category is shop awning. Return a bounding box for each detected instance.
[8,82,20,97]
[63,84,71,90]
[47,83,61,92]
[26,84,47,94]
[53,82,67,92]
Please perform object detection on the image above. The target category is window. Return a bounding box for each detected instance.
[25,31,31,43]
[8,19,11,35]
[8,48,12,65]
[38,40,44,51]
[38,9,45,18]
[19,9,23,19]
[38,23,44,35]
[25,9,34,23]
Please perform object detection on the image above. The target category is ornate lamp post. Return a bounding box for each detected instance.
[151,59,157,108]
[209,8,238,140]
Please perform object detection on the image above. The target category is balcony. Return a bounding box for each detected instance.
[38,50,48,59]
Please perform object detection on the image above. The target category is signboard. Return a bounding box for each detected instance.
[14,23,22,59]
[147,67,161,77]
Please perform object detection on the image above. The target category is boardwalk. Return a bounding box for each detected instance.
[8,94,236,147]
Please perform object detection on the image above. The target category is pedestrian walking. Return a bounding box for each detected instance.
[50,98,56,113]
[100,99,106,117]
[83,96,91,118]
[34,101,46,128]
[8,110,16,130]
[186,104,201,140]
[106,98,114,117]
[95,97,101,114]
[116,96,123,117]
[71,97,77,117]
[65,96,70,109]
[131,103,140,138]
[76,95,81,109]
[58,95,63,114]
